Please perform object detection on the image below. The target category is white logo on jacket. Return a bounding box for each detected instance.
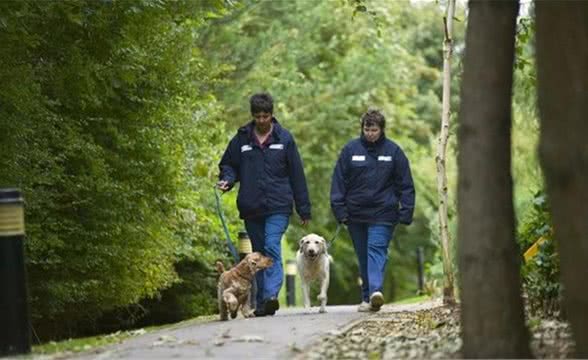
[269,144,284,150]
[241,145,253,152]
[378,155,392,161]
[351,155,366,161]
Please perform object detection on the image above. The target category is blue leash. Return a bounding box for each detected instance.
[213,186,240,264]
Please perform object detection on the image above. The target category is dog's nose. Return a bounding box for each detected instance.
[308,249,315,255]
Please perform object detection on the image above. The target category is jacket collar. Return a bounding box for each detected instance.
[360,131,386,149]
[239,117,282,142]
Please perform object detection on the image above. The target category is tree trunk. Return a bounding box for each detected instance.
[457,0,531,357]
[436,0,457,306]
[535,2,588,356]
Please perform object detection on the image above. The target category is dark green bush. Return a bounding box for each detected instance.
[0,0,234,340]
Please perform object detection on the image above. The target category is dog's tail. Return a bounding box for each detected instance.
[215,260,226,274]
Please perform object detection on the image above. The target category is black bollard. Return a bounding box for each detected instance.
[238,231,257,310]
[0,189,31,356]
[285,259,296,307]
[416,246,424,295]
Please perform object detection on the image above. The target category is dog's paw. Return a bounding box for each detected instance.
[319,307,327,313]
[317,294,327,301]
[243,310,255,318]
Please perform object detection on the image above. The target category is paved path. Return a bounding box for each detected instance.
[72,306,362,359]
[56,300,441,360]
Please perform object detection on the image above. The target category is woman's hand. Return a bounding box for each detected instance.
[216,180,230,192]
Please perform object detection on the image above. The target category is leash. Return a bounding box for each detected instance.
[327,222,343,248]
[213,186,240,264]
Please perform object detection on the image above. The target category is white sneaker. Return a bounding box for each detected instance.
[357,301,371,312]
[370,292,384,312]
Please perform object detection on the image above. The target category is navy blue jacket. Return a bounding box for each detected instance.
[219,118,311,220]
[330,134,415,225]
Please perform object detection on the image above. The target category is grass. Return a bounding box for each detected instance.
[32,314,218,356]
[33,330,138,356]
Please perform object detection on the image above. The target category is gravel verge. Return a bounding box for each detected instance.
[299,301,574,359]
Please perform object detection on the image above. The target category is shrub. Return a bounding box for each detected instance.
[518,191,561,318]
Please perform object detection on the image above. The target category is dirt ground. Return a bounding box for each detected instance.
[301,304,574,359]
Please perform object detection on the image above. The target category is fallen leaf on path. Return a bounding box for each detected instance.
[234,335,264,343]
[213,339,225,347]
[151,335,178,347]
[182,339,200,346]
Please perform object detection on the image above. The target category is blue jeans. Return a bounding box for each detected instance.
[244,214,289,310]
[347,222,395,302]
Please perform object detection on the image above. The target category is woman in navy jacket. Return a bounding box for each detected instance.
[218,93,311,317]
[330,109,415,312]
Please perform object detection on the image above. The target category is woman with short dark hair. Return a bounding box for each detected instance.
[218,92,311,317]
[330,109,415,312]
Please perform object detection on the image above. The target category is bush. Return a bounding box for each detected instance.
[0,1,234,340]
[518,191,561,317]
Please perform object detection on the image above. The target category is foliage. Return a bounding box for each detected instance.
[511,11,557,317]
[0,0,236,339]
[202,0,468,303]
[0,0,554,342]
[518,191,561,317]
[514,16,536,97]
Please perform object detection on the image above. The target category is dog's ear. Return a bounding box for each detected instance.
[299,235,308,248]
[319,236,328,252]
[244,257,256,273]
[247,253,260,269]
[215,260,225,274]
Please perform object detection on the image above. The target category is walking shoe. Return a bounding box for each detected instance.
[253,309,266,317]
[357,301,371,312]
[370,291,384,312]
[263,297,279,316]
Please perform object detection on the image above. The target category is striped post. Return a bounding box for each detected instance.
[285,259,297,307]
[238,231,257,310]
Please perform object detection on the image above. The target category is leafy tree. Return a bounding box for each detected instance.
[0,0,235,339]
[201,0,465,303]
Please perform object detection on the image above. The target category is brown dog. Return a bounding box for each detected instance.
[216,252,273,321]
